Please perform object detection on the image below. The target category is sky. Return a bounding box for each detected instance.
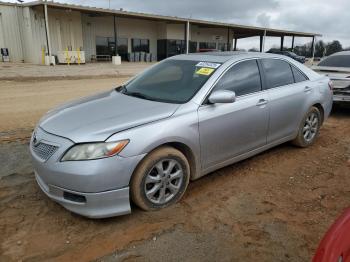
[8,0,350,49]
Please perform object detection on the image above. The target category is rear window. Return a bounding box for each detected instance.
[291,66,308,83]
[261,59,294,88]
[318,55,350,67]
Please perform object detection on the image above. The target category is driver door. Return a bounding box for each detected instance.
[198,59,269,170]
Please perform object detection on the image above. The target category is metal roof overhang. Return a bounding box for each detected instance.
[22,0,322,38]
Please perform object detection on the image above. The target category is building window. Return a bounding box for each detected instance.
[167,40,185,56]
[189,41,197,53]
[132,38,150,53]
[157,39,187,61]
[95,36,128,61]
[218,43,229,51]
[199,42,216,50]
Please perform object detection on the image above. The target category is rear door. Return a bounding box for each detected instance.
[198,59,269,170]
[260,58,311,143]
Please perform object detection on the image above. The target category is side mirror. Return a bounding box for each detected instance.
[208,90,236,104]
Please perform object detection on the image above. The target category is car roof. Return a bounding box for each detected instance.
[329,51,350,57]
[169,51,281,63]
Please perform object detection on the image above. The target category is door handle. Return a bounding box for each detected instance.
[256,99,268,106]
[304,86,312,92]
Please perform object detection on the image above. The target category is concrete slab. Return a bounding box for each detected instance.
[0,62,154,81]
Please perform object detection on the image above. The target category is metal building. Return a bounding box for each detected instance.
[0,0,321,64]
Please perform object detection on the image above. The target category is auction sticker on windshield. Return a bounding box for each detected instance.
[196,62,221,68]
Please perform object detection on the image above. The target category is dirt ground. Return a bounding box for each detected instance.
[0,78,350,262]
[0,78,128,143]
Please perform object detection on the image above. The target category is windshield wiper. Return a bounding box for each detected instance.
[124,91,155,101]
[116,85,168,102]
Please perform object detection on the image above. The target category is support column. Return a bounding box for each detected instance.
[311,36,316,59]
[260,30,266,52]
[185,21,190,54]
[262,30,266,52]
[260,30,266,53]
[291,36,295,50]
[227,27,230,51]
[280,36,284,51]
[43,4,51,59]
[113,15,118,56]
[234,38,237,51]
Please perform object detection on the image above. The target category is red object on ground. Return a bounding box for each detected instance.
[313,208,350,262]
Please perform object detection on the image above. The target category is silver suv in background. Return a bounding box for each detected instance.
[30,52,333,218]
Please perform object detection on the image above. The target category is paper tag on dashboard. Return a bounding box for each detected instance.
[196,62,221,69]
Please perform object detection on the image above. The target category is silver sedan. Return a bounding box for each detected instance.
[30,52,333,218]
[313,51,350,103]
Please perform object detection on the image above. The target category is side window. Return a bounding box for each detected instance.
[291,66,308,83]
[262,59,294,88]
[214,60,262,96]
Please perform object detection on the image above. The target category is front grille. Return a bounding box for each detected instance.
[32,142,58,161]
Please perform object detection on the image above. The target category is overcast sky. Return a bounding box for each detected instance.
[9,0,350,49]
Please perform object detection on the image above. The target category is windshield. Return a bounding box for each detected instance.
[121,59,221,103]
[318,55,350,68]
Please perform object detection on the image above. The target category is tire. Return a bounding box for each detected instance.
[130,146,190,211]
[292,106,321,147]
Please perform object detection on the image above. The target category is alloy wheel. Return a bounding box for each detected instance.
[144,159,184,205]
[303,112,319,142]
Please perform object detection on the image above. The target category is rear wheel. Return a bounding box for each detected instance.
[292,106,321,147]
[130,146,190,211]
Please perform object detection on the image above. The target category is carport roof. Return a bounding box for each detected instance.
[18,0,321,38]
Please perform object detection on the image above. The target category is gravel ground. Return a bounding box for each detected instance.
[0,77,349,262]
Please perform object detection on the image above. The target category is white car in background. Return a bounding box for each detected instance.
[313,51,350,103]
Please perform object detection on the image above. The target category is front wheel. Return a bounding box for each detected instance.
[292,106,321,147]
[130,146,190,211]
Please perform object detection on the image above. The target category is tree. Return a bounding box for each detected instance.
[325,40,343,56]
[315,40,326,57]
[294,44,309,57]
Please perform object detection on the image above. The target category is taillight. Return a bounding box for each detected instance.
[328,81,334,91]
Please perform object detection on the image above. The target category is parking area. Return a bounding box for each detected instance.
[0,69,350,261]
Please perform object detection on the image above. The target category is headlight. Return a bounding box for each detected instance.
[61,140,129,161]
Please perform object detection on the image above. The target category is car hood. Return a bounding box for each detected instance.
[39,89,180,142]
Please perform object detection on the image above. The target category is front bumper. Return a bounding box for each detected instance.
[35,172,130,218]
[30,127,146,218]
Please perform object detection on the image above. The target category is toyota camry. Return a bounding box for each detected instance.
[30,52,333,218]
